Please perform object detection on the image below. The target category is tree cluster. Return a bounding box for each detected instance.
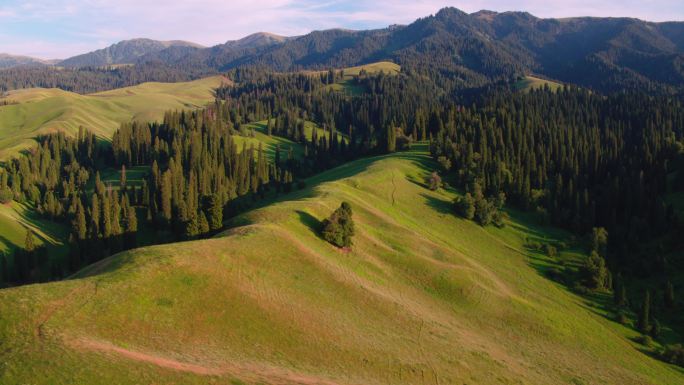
[321,202,355,248]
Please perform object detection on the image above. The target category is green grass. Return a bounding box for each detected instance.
[514,75,563,92]
[340,61,400,77]
[0,201,69,260]
[309,61,400,95]
[0,146,681,384]
[234,120,345,160]
[0,76,228,159]
[234,121,304,160]
[86,166,150,192]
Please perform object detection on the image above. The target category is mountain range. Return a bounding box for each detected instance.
[57,38,205,67]
[0,54,58,69]
[3,8,684,92]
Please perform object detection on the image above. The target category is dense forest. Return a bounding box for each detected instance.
[430,87,684,354]
[0,62,212,93]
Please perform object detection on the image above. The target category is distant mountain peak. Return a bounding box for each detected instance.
[59,38,205,67]
[0,53,51,69]
[224,32,292,49]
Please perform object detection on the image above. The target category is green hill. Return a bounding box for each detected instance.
[0,76,228,159]
[0,148,681,384]
[305,61,400,95]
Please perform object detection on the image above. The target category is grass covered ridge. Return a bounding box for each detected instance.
[514,75,563,92]
[0,148,681,384]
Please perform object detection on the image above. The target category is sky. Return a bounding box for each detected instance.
[1,0,683,60]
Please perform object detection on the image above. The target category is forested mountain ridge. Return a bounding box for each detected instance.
[58,38,205,67]
[3,7,684,94]
[0,53,53,69]
[144,7,684,92]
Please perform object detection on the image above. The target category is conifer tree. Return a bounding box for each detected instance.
[321,202,355,248]
[638,290,651,334]
[208,193,223,231]
[73,201,87,240]
[665,281,675,309]
[24,228,35,253]
[120,164,127,189]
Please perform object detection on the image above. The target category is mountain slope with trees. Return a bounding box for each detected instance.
[58,38,205,67]
[0,149,681,385]
[147,7,684,93]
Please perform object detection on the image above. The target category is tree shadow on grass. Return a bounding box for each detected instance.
[296,210,322,238]
[419,193,453,215]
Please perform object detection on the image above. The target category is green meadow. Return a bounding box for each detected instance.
[514,75,563,92]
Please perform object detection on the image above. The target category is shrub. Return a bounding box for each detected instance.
[579,251,611,291]
[543,244,558,258]
[437,156,451,172]
[615,311,629,325]
[493,210,507,228]
[321,202,355,248]
[0,188,13,204]
[638,335,654,348]
[546,266,563,282]
[427,172,441,191]
[454,193,475,220]
[662,344,684,367]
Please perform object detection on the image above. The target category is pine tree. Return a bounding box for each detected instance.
[161,170,173,222]
[613,276,628,307]
[208,193,223,231]
[455,193,476,220]
[665,281,675,309]
[90,193,100,237]
[101,193,112,239]
[386,124,396,153]
[198,210,210,235]
[123,202,138,246]
[24,228,35,252]
[581,251,611,291]
[184,212,200,238]
[637,290,651,334]
[120,164,127,189]
[73,201,87,240]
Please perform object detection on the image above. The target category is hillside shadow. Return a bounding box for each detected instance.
[0,233,16,253]
[12,205,67,247]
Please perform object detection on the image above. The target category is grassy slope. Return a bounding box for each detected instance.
[0,147,681,384]
[317,61,400,95]
[235,120,344,160]
[0,76,228,159]
[0,201,70,275]
[515,75,563,92]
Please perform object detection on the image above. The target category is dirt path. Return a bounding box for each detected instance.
[68,336,345,385]
[35,283,94,340]
[73,338,224,375]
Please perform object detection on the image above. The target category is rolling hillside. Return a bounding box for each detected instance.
[0,76,228,159]
[0,148,681,384]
